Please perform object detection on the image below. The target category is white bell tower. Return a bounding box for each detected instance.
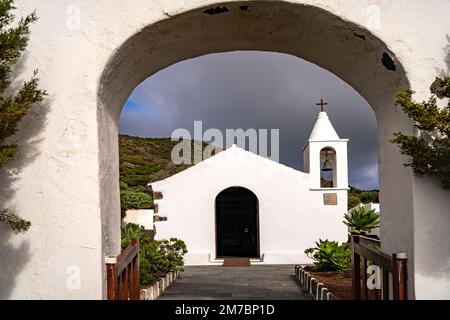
[303,100,348,189]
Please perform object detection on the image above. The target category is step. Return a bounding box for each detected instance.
[223,258,251,267]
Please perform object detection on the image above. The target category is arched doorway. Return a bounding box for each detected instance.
[215,187,259,258]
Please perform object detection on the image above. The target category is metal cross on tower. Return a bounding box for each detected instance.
[316,99,328,112]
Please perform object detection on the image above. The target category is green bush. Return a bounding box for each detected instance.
[159,238,188,273]
[139,238,167,285]
[121,223,147,248]
[121,223,188,286]
[121,175,154,188]
[359,191,379,204]
[305,239,351,271]
[347,194,361,210]
[119,181,129,190]
[343,206,380,234]
[120,190,153,217]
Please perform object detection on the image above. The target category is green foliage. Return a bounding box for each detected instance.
[343,206,380,234]
[159,238,188,274]
[138,239,166,285]
[0,209,31,233]
[320,177,333,188]
[335,273,345,281]
[118,135,215,189]
[304,239,351,272]
[118,135,220,218]
[120,223,147,248]
[347,185,379,210]
[391,76,450,188]
[347,194,361,210]
[120,154,162,188]
[120,190,153,217]
[0,0,46,232]
[121,224,188,285]
[358,191,379,204]
[119,181,129,190]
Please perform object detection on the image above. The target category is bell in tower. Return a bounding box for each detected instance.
[303,99,348,189]
[322,149,334,172]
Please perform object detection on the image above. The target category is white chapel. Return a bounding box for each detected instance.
[151,107,349,265]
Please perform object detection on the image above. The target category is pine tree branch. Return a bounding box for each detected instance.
[0,208,31,233]
[0,2,45,232]
[392,76,450,189]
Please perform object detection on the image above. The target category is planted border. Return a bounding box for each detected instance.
[295,265,337,300]
[140,270,180,300]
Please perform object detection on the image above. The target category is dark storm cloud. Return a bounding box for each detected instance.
[119,51,379,190]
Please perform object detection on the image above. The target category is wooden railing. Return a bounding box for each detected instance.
[106,238,140,300]
[351,235,407,300]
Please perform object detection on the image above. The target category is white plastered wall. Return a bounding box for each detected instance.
[152,146,348,265]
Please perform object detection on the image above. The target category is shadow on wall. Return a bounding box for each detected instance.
[414,39,450,287]
[0,226,31,299]
[0,53,50,299]
[446,35,450,72]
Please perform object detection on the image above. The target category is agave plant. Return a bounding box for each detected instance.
[343,206,380,234]
[121,222,146,249]
[305,239,351,271]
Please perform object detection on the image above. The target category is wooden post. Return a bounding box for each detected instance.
[363,258,368,300]
[106,238,140,300]
[382,269,389,300]
[351,235,361,300]
[106,258,117,300]
[122,267,129,300]
[132,238,140,300]
[393,253,407,300]
[129,259,134,300]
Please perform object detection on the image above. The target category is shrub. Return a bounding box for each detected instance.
[305,239,351,271]
[347,194,361,210]
[119,181,129,190]
[159,238,188,273]
[139,238,167,285]
[121,224,188,286]
[359,191,379,204]
[120,190,153,217]
[121,223,147,248]
[343,206,380,234]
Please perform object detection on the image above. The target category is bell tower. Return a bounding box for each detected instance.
[303,100,348,189]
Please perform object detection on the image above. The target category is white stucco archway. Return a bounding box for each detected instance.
[1,0,449,299]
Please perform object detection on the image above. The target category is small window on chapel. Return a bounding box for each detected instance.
[320,147,336,188]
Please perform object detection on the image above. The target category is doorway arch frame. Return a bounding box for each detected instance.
[97,0,415,297]
[215,186,260,259]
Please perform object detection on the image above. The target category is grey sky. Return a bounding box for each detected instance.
[119,51,378,190]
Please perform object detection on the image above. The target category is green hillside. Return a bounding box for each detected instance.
[119,135,216,216]
[118,134,378,214]
[321,178,379,209]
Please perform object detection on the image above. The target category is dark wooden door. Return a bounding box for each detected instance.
[216,187,259,258]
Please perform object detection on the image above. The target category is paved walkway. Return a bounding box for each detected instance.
[158,265,310,300]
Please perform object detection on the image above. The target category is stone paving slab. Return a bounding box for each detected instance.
[158,265,310,300]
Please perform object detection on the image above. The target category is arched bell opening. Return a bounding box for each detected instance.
[320,147,337,188]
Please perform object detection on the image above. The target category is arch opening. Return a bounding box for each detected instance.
[97,1,413,289]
